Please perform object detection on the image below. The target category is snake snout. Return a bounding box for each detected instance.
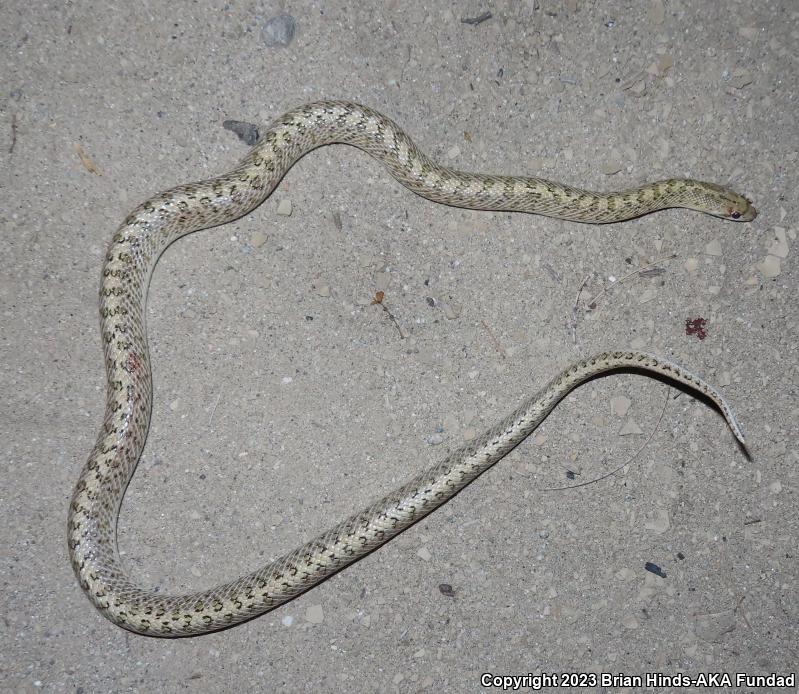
[729,200,757,222]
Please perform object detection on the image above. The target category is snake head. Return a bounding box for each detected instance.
[695,181,757,222]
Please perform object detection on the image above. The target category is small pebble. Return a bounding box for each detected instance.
[281,615,294,627]
[610,395,631,417]
[602,160,623,175]
[619,419,643,436]
[427,433,444,446]
[644,561,667,578]
[648,0,665,25]
[705,239,723,256]
[222,120,259,146]
[261,14,296,47]
[657,54,674,73]
[315,284,331,297]
[622,614,639,630]
[305,604,324,624]
[446,145,461,159]
[684,258,699,272]
[438,583,456,597]
[767,227,789,258]
[251,231,268,248]
[277,199,292,216]
[441,302,460,320]
[645,508,671,534]
[757,255,781,278]
[417,547,432,561]
[638,289,656,303]
[730,69,753,89]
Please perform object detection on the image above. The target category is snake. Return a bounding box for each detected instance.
[68,100,753,636]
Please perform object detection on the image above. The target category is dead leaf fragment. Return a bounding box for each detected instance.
[73,143,101,175]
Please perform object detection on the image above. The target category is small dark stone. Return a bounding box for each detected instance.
[644,562,666,578]
[438,583,456,598]
[223,120,260,146]
[261,13,296,47]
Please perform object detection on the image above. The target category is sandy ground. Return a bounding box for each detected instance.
[2,1,797,692]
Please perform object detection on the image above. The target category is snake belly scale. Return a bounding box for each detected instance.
[68,100,752,636]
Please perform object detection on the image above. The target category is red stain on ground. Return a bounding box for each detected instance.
[685,317,708,340]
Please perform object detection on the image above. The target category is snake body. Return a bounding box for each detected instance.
[69,101,751,636]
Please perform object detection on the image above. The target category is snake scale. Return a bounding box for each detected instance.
[69,100,753,636]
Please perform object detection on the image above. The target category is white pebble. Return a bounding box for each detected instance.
[426,433,444,446]
[638,289,656,303]
[305,604,324,623]
[619,419,643,436]
[622,614,640,629]
[610,395,631,417]
[757,255,781,278]
[277,198,293,216]
[767,227,789,258]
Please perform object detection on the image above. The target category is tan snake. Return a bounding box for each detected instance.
[68,100,753,636]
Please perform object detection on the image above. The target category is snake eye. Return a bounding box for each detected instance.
[729,209,741,219]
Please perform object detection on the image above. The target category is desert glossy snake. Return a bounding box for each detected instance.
[68,100,753,636]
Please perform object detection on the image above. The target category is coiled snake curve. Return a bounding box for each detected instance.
[68,100,753,636]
